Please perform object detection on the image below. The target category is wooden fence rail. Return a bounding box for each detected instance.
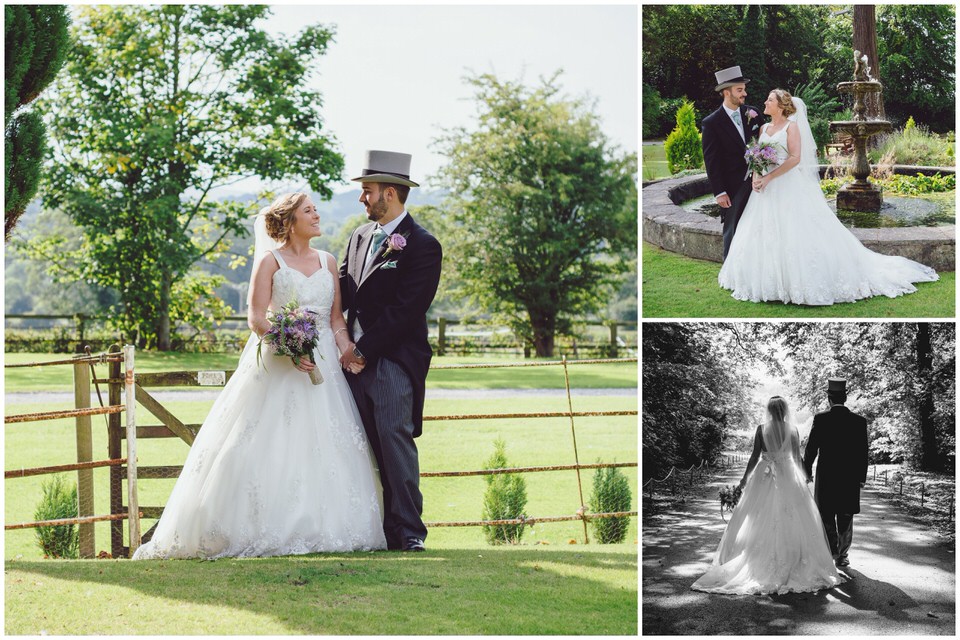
[870,466,955,521]
[7,348,636,556]
[3,346,139,556]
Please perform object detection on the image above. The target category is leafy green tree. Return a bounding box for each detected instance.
[5,5,70,240]
[663,101,703,174]
[877,4,956,131]
[737,5,768,93]
[434,72,636,357]
[35,5,343,349]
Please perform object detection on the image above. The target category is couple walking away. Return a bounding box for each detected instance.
[702,65,938,305]
[692,379,868,595]
[133,151,443,559]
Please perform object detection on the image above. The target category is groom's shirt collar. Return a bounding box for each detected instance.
[377,210,408,236]
[723,104,741,118]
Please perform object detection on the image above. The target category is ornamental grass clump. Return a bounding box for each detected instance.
[34,474,79,559]
[481,438,528,545]
[588,464,632,544]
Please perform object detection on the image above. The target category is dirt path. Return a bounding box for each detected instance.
[642,467,955,635]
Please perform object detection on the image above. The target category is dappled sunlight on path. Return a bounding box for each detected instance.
[642,467,955,635]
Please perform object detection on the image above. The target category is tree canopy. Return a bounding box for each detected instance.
[434,72,636,357]
[642,4,955,134]
[5,5,70,240]
[29,5,343,349]
[643,323,955,481]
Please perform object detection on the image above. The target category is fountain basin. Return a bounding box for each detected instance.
[642,170,955,271]
[829,120,893,137]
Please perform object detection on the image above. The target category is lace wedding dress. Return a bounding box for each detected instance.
[718,99,938,305]
[133,249,387,559]
[692,422,843,595]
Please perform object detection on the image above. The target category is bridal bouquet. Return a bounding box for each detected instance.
[718,484,743,520]
[257,300,324,385]
[744,141,782,176]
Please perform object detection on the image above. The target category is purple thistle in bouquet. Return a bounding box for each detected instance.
[257,300,324,385]
[744,140,783,176]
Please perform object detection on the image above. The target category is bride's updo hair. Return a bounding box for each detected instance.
[263,192,308,243]
[767,396,789,423]
[771,89,798,117]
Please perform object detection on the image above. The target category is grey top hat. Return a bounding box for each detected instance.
[714,65,751,92]
[827,378,847,393]
[351,150,419,187]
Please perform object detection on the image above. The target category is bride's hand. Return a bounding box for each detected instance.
[293,357,315,373]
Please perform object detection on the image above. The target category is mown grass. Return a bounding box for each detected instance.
[5,358,638,634]
[6,546,637,634]
[642,142,671,181]
[641,242,955,318]
[3,353,637,393]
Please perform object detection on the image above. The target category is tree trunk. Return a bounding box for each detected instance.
[853,5,885,121]
[528,309,556,358]
[915,323,939,471]
[157,272,172,351]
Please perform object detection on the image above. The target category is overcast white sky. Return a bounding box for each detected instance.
[237,3,638,195]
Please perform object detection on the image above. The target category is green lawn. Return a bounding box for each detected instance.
[3,353,637,393]
[6,545,637,634]
[5,355,637,634]
[642,242,955,318]
[642,141,670,181]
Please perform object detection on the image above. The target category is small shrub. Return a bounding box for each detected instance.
[481,438,528,545]
[904,116,916,133]
[588,464,632,544]
[34,474,79,559]
[663,101,703,174]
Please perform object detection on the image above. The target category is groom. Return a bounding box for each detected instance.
[803,378,869,568]
[339,150,443,552]
[701,65,763,260]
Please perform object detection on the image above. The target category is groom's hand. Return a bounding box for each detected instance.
[339,343,366,373]
[716,194,732,208]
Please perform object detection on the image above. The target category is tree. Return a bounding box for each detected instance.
[434,72,636,357]
[852,5,884,120]
[877,4,956,130]
[737,5,768,94]
[5,5,70,240]
[34,5,343,349]
[782,322,954,472]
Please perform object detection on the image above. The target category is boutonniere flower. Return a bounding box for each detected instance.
[382,232,409,258]
[746,109,759,122]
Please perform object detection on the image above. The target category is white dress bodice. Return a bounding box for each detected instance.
[269,249,334,328]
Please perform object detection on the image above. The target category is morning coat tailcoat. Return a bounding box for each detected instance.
[802,405,869,514]
[339,213,442,437]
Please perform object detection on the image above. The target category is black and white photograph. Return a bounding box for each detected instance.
[641,322,956,635]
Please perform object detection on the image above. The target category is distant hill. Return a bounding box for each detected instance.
[218,188,448,224]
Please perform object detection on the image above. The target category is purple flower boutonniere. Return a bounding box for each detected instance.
[382,232,409,258]
[746,109,759,124]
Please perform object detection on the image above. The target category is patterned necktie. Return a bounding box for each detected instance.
[732,111,742,127]
[368,227,387,260]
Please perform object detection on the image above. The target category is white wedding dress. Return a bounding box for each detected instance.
[718,101,938,305]
[692,423,842,595]
[133,249,387,559]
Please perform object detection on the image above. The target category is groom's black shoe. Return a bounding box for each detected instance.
[402,537,426,552]
[836,556,850,567]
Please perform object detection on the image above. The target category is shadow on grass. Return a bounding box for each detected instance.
[642,470,954,635]
[6,547,637,635]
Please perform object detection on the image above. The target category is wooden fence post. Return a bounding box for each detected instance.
[609,323,618,358]
[124,345,140,557]
[107,344,124,557]
[73,356,95,558]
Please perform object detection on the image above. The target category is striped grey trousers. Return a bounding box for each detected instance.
[349,357,426,547]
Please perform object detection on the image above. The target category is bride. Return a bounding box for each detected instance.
[133,192,387,559]
[718,90,938,305]
[692,396,843,595]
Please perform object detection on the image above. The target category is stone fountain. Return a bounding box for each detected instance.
[828,51,893,212]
